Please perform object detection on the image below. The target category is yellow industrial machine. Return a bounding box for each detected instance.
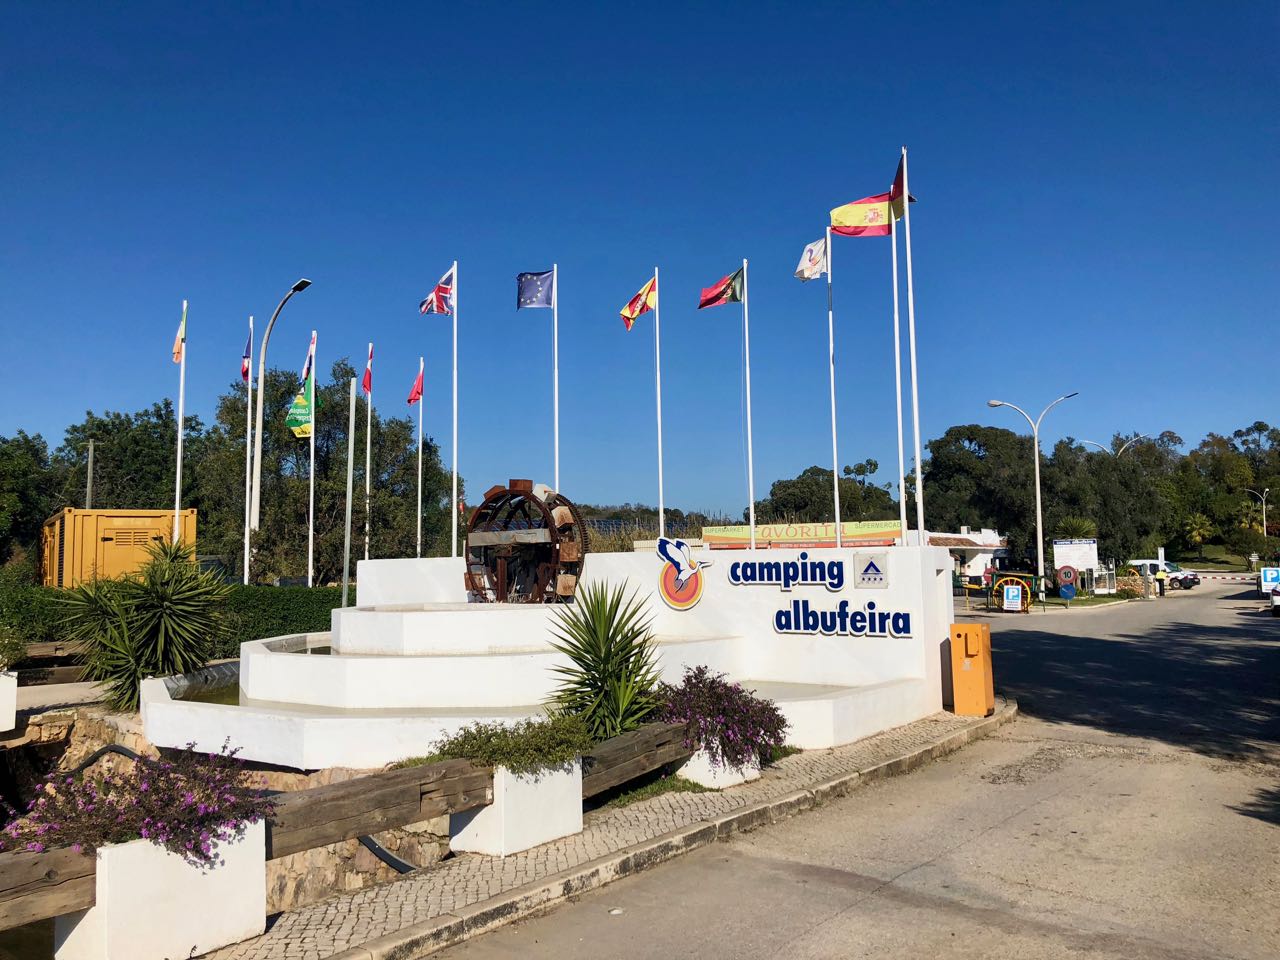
[949,622,995,717]
[40,508,197,588]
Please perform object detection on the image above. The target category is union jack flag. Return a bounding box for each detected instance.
[419,265,455,316]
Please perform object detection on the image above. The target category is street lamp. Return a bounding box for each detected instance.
[1245,487,1270,539]
[1082,434,1148,457]
[250,278,312,532]
[988,391,1079,602]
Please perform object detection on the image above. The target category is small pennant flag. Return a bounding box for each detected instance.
[794,238,827,282]
[516,270,554,309]
[241,320,252,382]
[697,268,744,309]
[888,155,917,218]
[407,358,424,405]
[362,343,373,395]
[171,300,187,363]
[419,266,455,315]
[620,276,657,331]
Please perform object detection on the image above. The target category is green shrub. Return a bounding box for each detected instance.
[63,542,232,711]
[218,586,343,658]
[547,581,662,740]
[0,623,25,671]
[1115,586,1140,600]
[0,565,63,648]
[401,715,594,775]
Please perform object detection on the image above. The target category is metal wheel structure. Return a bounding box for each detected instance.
[464,479,588,603]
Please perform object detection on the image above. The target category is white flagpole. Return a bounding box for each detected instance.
[552,263,560,491]
[243,315,254,584]
[742,259,757,550]
[825,230,842,548]
[364,342,372,562]
[416,356,424,558]
[342,377,356,607]
[901,146,926,541]
[451,260,459,558]
[653,268,666,539]
[307,331,316,588]
[891,210,908,541]
[173,299,187,543]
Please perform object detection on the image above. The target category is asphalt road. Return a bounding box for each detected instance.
[436,585,1279,960]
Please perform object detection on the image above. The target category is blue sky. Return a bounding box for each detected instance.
[1,2,1276,516]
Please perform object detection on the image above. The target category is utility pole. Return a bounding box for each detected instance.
[85,439,94,509]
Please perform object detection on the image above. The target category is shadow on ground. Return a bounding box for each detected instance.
[994,611,1280,764]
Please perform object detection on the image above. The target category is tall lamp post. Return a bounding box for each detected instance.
[250,279,312,533]
[988,391,1078,602]
[1082,434,1148,457]
[1246,487,1270,540]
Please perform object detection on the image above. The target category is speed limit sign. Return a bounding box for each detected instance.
[1057,565,1078,585]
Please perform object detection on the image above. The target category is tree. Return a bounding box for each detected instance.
[752,465,898,525]
[1054,516,1097,539]
[1184,513,1214,560]
[0,431,60,565]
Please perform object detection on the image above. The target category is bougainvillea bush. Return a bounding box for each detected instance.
[1,741,271,866]
[657,666,789,772]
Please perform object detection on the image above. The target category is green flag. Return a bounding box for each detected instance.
[286,370,316,438]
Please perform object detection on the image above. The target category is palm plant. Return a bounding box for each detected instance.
[62,541,231,711]
[547,581,662,740]
[1184,513,1214,561]
[1054,516,1098,539]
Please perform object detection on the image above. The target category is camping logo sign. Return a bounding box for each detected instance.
[855,553,889,589]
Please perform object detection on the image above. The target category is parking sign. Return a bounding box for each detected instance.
[1261,567,1280,587]
[1002,583,1024,611]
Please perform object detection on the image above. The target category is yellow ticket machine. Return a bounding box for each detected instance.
[949,623,995,717]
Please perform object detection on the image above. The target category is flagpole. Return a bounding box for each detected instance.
[342,377,356,607]
[825,229,842,549]
[451,259,459,558]
[416,356,424,558]
[742,259,757,550]
[243,315,254,585]
[364,342,372,562]
[307,331,316,588]
[901,146,926,542]
[173,299,187,543]
[891,209,908,541]
[552,262,560,491]
[653,268,665,539]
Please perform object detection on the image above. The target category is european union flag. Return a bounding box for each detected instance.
[516,270,555,309]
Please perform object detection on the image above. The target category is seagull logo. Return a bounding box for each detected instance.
[656,537,711,610]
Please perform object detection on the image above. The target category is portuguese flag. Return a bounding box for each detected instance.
[697,267,744,310]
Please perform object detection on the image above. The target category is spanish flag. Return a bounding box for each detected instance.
[830,193,893,237]
[620,276,657,330]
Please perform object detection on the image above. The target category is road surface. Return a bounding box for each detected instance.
[436,584,1279,960]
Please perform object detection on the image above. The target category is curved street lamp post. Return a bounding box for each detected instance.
[988,391,1079,603]
[1245,488,1270,541]
[1082,434,1148,457]
[250,279,312,536]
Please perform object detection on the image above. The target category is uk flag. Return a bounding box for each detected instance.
[419,265,455,316]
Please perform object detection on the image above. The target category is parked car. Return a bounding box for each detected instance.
[1270,586,1280,616]
[1128,560,1200,589]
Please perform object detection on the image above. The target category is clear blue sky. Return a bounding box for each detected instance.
[2,2,1276,516]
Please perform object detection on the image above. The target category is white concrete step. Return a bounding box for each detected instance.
[740,677,933,750]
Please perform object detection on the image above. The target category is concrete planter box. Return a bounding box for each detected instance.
[679,748,761,789]
[0,672,15,733]
[450,760,582,857]
[55,820,265,960]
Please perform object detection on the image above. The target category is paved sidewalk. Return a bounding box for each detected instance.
[207,701,1016,960]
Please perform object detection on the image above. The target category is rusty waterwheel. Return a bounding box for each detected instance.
[464,479,588,603]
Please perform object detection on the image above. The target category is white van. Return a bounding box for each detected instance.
[1128,560,1200,589]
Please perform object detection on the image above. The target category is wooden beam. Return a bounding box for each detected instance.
[0,847,95,932]
[581,723,694,798]
[467,528,551,546]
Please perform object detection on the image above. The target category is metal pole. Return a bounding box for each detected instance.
[901,147,926,541]
[552,263,560,491]
[173,300,187,543]
[85,439,94,509]
[416,356,424,558]
[1032,422,1045,602]
[251,279,311,531]
[654,268,665,539]
[364,343,372,562]
[825,228,841,548]
[451,259,459,558]
[342,378,356,607]
[242,316,254,585]
[891,211,908,541]
[307,332,316,588]
[742,258,757,550]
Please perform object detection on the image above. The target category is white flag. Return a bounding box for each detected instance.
[794,237,827,282]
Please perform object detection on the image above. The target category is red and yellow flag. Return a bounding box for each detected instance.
[829,193,893,237]
[620,276,657,330]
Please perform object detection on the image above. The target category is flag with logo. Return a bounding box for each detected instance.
[794,237,827,281]
[285,332,317,438]
[620,276,657,330]
[697,268,744,309]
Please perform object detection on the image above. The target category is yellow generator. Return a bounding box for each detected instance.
[40,508,197,588]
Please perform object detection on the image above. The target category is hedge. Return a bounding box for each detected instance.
[0,574,345,661]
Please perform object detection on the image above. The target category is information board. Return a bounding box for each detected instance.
[1052,539,1099,572]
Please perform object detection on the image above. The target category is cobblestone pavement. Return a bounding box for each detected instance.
[207,707,1003,960]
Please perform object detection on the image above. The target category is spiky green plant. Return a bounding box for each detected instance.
[62,541,231,711]
[547,581,662,740]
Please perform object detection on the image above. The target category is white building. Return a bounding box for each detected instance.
[928,527,1005,578]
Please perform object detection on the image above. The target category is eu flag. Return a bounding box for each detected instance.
[516,270,554,309]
